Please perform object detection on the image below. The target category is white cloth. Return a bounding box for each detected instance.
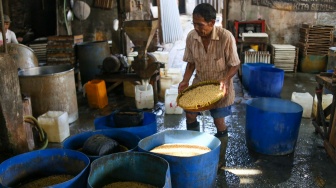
[0,30,18,44]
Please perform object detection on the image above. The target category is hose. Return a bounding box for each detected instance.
[24,115,48,150]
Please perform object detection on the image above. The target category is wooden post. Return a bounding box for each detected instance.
[0,54,30,156]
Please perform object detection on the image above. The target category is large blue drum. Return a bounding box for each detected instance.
[246,97,303,155]
[63,129,140,161]
[87,152,171,188]
[94,112,157,139]
[242,63,275,90]
[248,67,284,98]
[138,130,220,188]
[0,149,90,187]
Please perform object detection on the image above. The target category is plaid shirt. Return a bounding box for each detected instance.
[183,26,240,108]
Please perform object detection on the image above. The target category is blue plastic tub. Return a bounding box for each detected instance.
[63,129,140,161]
[0,148,90,187]
[242,63,275,90]
[94,112,157,139]
[138,130,220,188]
[246,98,303,155]
[248,66,284,98]
[87,152,171,188]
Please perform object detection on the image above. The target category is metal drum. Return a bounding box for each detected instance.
[76,41,110,85]
[18,64,78,123]
[1,43,38,69]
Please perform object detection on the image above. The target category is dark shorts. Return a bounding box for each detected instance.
[185,106,232,119]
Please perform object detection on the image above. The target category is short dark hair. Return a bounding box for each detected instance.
[193,3,216,22]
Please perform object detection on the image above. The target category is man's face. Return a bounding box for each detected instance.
[3,22,10,31]
[192,14,215,37]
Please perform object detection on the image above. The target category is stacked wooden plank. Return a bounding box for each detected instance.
[28,39,48,62]
[46,35,83,66]
[94,0,114,9]
[298,24,334,56]
[271,44,299,72]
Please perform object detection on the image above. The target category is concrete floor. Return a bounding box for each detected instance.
[53,15,336,187]
[65,72,336,188]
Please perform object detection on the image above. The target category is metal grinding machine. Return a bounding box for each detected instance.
[97,18,161,104]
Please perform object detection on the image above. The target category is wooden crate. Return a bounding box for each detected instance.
[46,35,83,66]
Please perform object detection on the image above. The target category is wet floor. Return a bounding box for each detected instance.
[63,72,336,188]
[53,15,336,187]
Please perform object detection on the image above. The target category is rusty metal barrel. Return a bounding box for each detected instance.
[18,64,78,123]
[0,43,38,69]
[76,41,110,85]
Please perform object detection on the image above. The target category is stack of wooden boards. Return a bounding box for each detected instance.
[46,35,83,66]
[271,44,299,72]
[28,39,48,62]
[298,23,334,56]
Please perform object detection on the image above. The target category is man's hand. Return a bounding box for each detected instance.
[178,81,189,94]
[219,79,228,96]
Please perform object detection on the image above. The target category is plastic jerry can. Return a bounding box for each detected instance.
[86,79,108,109]
[291,92,313,118]
[123,81,135,97]
[135,84,154,109]
[165,88,183,114]
[166,68,183,85]
[313,94,333,120]
[160,76,172,99]
[37,111,70,142]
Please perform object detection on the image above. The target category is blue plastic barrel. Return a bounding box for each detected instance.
[87,152,172,188]
[242,63,275,90]
[138,130,220,188]
[246,98,303,155]
[0,148,90,187]
[94,112,157,139]
[248,66,284,98]
[63,129,140,161]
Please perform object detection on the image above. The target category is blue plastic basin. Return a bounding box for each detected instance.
[0,149,90,188]
[138,130,220,188]
[87,152,172,188]
[63,129,140,161]
[94,112,157,139]
[246,98,303,155]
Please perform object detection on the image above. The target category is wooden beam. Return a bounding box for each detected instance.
[0,54,30,156]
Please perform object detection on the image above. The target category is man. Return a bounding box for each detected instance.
[178,3,240,169]
[0,14,19,44]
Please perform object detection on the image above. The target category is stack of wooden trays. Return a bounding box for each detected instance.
[28,39,48,62]
[298,23,334,56]
[46,35,83,66]
[271,44,299,72]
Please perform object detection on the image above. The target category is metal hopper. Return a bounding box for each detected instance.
[123,19,159,79]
